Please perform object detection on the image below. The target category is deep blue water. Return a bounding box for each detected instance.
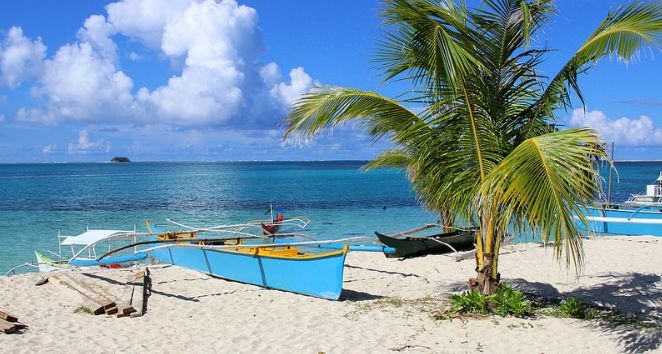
[0,161,660,273]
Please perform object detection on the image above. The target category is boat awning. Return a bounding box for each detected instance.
[61,230,133,246]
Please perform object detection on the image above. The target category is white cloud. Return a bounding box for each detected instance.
[42,143,56,153]
[28,41,135,122]
[269,66,318,106]
[136,0,261,125]
[67,129,111,153]
[6,0,318,127]
[106,0,195,48]
[0,26,46,87]
[77,15,117,60]
[568,109,662,146]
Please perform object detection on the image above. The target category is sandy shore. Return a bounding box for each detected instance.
[1,236,660,353]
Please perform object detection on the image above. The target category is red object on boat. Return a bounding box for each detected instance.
[100,263,122,269]
[261,213,284,235]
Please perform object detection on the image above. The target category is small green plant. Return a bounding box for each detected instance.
[560,297,596,319]
[73,306,93,314]
[444,284,532,318]
[451,289,490,315]
[491,285,532,317]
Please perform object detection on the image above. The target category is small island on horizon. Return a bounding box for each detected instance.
[110,157,131,163]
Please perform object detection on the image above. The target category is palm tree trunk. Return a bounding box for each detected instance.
[468,213,501,295]
[439,209,455,233]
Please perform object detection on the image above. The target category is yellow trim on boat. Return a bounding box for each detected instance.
[222,244,349,260]
[146,219,349,260]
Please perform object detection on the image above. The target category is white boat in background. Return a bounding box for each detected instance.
[576,171,662,236]
[624,171,662,206]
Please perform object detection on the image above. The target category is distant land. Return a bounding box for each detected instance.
[110,157,131,163]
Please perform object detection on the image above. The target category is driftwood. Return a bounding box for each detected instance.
[0,310,26,334]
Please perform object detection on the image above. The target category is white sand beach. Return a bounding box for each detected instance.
[1,236,660,353]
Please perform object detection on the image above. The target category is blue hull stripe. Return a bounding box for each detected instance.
[69,252,148,266]
[577,207,662,236]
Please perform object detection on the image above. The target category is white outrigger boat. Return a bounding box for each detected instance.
[4,228,143,275]
[624,171,662,206]
[576,171,662,236]
[4,214,312,276]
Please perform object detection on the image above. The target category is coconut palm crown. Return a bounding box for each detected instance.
[283,0,662,294]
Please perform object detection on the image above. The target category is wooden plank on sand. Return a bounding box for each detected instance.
[60,273,116,310]
[116,273,137,318]
[54,274,111,315]
[0,310,18,322]
[0,319,17,334]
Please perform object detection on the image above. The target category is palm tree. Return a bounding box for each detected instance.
[283,0,662,294]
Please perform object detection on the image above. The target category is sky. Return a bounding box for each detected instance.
[0,0,659,162]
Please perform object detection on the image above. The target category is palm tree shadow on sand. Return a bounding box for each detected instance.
[444,272,660,353]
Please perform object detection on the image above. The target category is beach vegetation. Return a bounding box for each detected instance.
[73,306,93,315]
[283,0,662,294]
[443,284,532,318]
[559,297,596,319]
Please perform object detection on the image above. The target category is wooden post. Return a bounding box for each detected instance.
[130,268,149,318]
[607,141,615,207]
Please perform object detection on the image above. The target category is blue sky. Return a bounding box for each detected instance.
[0,0,659,162]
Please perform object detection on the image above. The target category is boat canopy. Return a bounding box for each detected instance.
[61,230,133,246]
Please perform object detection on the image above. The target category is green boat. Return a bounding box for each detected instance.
[375,229,475,258]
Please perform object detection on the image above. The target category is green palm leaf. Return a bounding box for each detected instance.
[479,128,605,268]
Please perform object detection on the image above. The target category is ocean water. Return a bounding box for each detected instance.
[1,161,660,274]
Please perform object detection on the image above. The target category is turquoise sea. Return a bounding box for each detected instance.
[0,161,660,274]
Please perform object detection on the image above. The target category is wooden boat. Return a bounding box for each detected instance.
[261,213,284,235]
[375,229,475,258]
[145,221,349,300]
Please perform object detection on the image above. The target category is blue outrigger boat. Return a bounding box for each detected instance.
[577,206,662,236]
[143,220,350,300]
[576,171,662,236]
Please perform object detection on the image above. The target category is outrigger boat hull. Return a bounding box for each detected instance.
[35,251,70,272]
[147,227,348,300]
[576,206,662,236]
[375,230,475,258]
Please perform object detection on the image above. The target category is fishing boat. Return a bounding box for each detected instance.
[140,220,350,300]
[375,225,475,258]
[624,171,662,206]
[260,213,284,235]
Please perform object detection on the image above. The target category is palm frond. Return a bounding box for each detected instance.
[362,149,411,170]
[283,87,423,140]
[478,128,606,268]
